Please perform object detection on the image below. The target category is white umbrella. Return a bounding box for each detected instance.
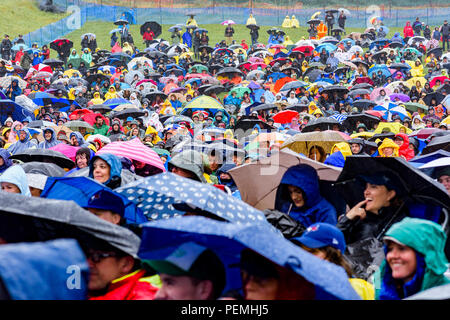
[338,8,351,16]
[419,157,450,170]
[86,134,111,145]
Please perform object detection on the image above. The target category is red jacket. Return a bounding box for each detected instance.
[143,31,154,41]
[403,22,414,38]
[396,133,415,161]
[89,269,160,300]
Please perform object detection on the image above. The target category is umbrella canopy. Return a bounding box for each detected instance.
[10,148,75,169]
[281,130,347,155]
[96,138,165,173]
[49,144,79,162]
[65,120,95,132]
[302,117,342,133]
[20,162,66,177]
[138,216,360,300]
[422,135,450,155]
[272,110,299,124]
[229,148,342,210]
[114,19,129,26]
[112,108,146,120]
[419,157,450,179]
[0,192,140,257]
[423,92,445,106]
[140,21,162,38]
[353,99,377,111]
[342,113,380,132]
[116,172,268,224]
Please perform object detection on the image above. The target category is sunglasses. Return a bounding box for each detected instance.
[87,251,118,263]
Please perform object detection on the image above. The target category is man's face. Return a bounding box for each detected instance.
[96,117,103,126]
[154,274,207,300]
[87,208,121,225]
[86,251,129,291]
[351,143,361,154]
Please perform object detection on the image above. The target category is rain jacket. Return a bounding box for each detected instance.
[282,16,291,28]
[374,218,450,300]
[324,151,345,168]
[216,163,238,193]
[7,128,37,155]
[38,127,61,149]
[395,133,415,161]
[93,122,110,137]
[104,86,118,100]
[331,142,352,158]
[274,164,337,227]
[90,92,104,105]
[378,138,399,157]
[7,79,22,101]
[182,31,192,48]
[144,126,162,145]
[0,149,12,174]
[403,22,414,38]
[89,153,122,189]
[89,270,160,300]
[0,165,31,196]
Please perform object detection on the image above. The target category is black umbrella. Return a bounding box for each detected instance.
[353,99,377,111]
[43,58,64,68]
[334,66,350,76]
[322,85,349,95]
[422,134,450,155]
[0,192,140,256]
[20,162,66,177]
[146,51,168,59]
[388,41,404,49]
[246,24,260,30]
[164,68,184,77]
[427,47,443,59]
[351,82,373,90]
[267,28,279,35]
[389,63,411,71]
[140,21,162,38]
[234,118,275,139]
[204,85,227,96]
[286,103,309,113]
[145,91,167,102]
[334,155,450,211]
[435,83,450,94]
[302,68,323,82]
[342,113,380,131]
[301,117,342,132]
[89,104,112,113]
[307,19,321,25]
[423,92,445,106]
[349,88,371,97]
[50,39,73,55]
[368,132,396,142]
[114,19,129,26]
[198,45,214,54]
[112,108,146,120]
[216,67,244,77]
[85,73,110,84]
[251,103,278,112]
[10,148,75,169]
[325,9,339,14]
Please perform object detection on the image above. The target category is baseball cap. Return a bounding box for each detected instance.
[358,171,405,196]
[86,189,126,216]
[292,223,346,252]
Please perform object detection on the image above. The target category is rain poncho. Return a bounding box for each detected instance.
[246,14,257,26]
[395,133,415,161]
[90,92,104,105]
[38,127,61,149]
[374,218,450,300]
[378,138,400,157]
[88,153,122,189]
[331,142,352,158]
[274,164,337,227]
[69,49,79,60]
[411,115,425,130]
[7,128,37,155]
[282,16,291,28]
[81,49,92,66]
[0,165,31,196]
[104,86,118,100]
[0,149,12,174]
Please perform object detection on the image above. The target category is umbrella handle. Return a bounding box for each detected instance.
[375,201,405,241]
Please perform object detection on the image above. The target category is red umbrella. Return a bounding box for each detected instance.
[49,144,79,162]
[249,62,268,70]
[69,109,93,120]
[365,110,385,119]
[136,79,157,86]
[335,131,352,141]
[410,128,444,139]
[272,110,299,124]
[430,76,449,88]
[82,113,110,126]
[292,45,314,56]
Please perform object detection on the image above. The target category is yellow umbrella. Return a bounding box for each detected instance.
[442,116,450,125]
[350,132,375,139]
[180,52,193,59]
[405,76,427,88]
[374,122,412,135]
[281,130,347,155]
[311,11,321,19]
[64,69,82,78]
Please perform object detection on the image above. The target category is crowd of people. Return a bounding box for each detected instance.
[0,10,449,301]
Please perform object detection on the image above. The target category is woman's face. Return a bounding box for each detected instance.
[92,158,110,184]
[287,185,305,208]
[308,148,322,161]
[1,182,21,194]
[383,147,394,156]
[76,153,88,169]
[363,183,395,213]
[386,241,417,283]
[241,270,279,300]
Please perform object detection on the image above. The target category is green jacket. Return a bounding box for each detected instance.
[93,123,110,136]
[374,217,450,299]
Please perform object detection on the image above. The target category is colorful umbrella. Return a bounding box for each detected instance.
[272,110,299,124]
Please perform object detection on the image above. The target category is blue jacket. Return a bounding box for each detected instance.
[0,165,31,196]
[69,131,89,148]
[216,163,238,193]
[38,127,61,149]
[182,31,192,48]
[0,239,89,300]
[7,128,37,155]
[89,153,122,189]
[324,151,345,168]
[274,164,337,227]
[0,149,12,174]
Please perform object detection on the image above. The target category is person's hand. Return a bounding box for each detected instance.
[346,199,368,220]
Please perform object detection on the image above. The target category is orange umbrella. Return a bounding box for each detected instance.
[274,77,295,93]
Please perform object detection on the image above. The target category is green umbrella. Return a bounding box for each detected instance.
[188,64,208,73]
[229,86,251,98]
[152,148,170,157]
[403,102,428,114]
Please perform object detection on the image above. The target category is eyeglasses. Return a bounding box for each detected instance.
[87,251,118,263]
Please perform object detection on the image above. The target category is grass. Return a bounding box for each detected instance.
[63,21,403,55]
[1,0,68,38]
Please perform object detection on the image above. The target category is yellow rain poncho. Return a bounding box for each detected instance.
[90,92,104,105]
[378,138,399,157]
[308,101,318,114]
[68,88,76,100]
[282,16,292,28]
[331,142,352,158]
[291,15,300,28]
[159,100,176,115]
[122,42,134,55]
[104,86,118,101]
[246,14,257,26]
[283,36,294,47]
[408,59,424,77]
[312,108,324,117]
[145,125,163,144]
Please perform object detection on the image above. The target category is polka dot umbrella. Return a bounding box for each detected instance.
[115,172,268,225]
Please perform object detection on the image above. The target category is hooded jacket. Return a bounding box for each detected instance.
[378,138,400,157]
[395,133,415,161]
[374,218,450,300]
[0,165,31,196]
[274,164,337,227]
[38,127,61,149]
[403,22,414,38]
[7,128,37,155]
[70,132,90,148]
[89,153,123,189]
[216,163,238,192]
[0,149,12,174]
[90,92,104,105]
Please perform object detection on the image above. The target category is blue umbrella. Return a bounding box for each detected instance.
[116,172,269,224]
[0,99,35,124]
[369,38,390,50]
[138,216,361,300]
[368,64,391,78]
[104,97,132,108]
[41,176,147,225]
[266,72,288,82]
[315,43,337,54]
[410,150,450,168]
[11,43,29,51]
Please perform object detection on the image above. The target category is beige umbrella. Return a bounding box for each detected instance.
[281,130,347,155]
[228,148,341,210]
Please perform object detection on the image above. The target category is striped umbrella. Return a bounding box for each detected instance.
[96,138,165,173]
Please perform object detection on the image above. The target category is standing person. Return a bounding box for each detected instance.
[325,12,335,36]
[120,25,129,47]
[143,27,154,48]
[110,32,118,48]
[224,25,235,46]
[250,26,259,45]
[182,28,192,48]
[440,20,450,52]
[412,17,422,36]
[200,31,209,48]
[81,35,90,50]
[338,11,347,30]
[193,31,201,60]
[0,34,12,61]
[41,45,50,60]
[170,28,182,45]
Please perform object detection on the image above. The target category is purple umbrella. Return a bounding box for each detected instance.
[247,81,261,90]
[389,93,410,103]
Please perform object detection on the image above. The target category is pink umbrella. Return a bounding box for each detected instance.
[249,62,268,70]
[221,20,236,25]
[365,110,385,119]
[96,138,166,172]
[335,131,351,141]
[248,57,264,63]
[136,79,157,86]
[50,144,79,162]
[410,128,444,139]
[370,87,392,101]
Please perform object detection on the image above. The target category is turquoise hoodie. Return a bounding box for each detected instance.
[0,165,31,196]
[88,153,122,189]
[374,217,450,299]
